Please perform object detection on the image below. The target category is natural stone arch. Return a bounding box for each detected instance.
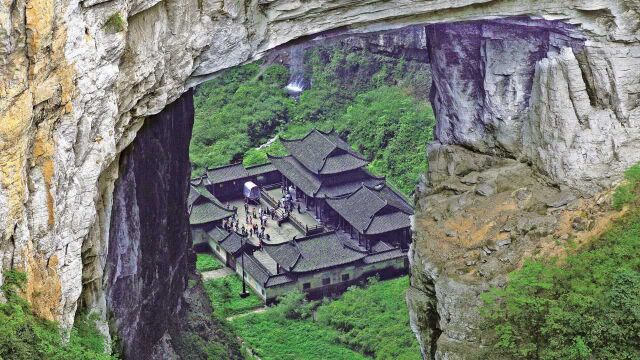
[1,0,639,358]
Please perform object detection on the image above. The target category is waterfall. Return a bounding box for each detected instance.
[285,44,305,96]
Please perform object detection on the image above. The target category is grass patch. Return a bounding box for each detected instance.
[231,277,421,360]
[0,270,116,359]
[233,312,367,360]
[480,163,640,360]
[196,253,223,272]
[203,275,263,318]
[317,277,422,359]
[613,163,640,210]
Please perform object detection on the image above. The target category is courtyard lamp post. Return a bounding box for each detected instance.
[239,234,250,298]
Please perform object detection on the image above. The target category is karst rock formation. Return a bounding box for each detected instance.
[1,0,639,358]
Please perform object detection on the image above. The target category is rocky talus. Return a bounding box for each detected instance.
[1,0,639,357]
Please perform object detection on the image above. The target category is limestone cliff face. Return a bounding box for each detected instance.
[1,0,639,358]
[104,90,193,358]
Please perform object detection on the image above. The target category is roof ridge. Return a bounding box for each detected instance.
[245,161,272,169]
[322,131,369,162]
[290,230,335,242]
[280,128,318,143]
[290,252,303,271]
[317,151,333,173]
[362,212,377,232]
[243,253,272,283]
[315,127,335,136]
[206,162,244,171]
[218,231,233,243]
[266,154,290,160]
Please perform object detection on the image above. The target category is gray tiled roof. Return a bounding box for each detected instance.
[326,184,413,235]
[238,252,296,288]
[206,163,250,185]
[206,227,246,255]
[265,274,295,287]
[246,162,276,176]
[206,162,277,186]
[363,248,407,264]
[188,186,235,225]
[190,201,234,225]
[316,171,385,198]
[268,155,384,198]
[207,227,229,244]
[263,232,367,273]
[371,240,395,252]
[188,186,201,207]
[268,155,321,196]
[281,129,369,175]
[239,253,271,285]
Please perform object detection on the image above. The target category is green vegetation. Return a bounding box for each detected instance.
[316,277,422,359]
[334,87,435,194]
[0,270,116,359]
[612,163,640,210]
[195,253,223,272]
[190,44,434,196]
[203,275,263,318]
[480,163,640,360]
[190,64,292,172]
[104,13,125,33]
[232,277,421,360]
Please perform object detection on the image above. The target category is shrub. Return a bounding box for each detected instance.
[273,291,317,320]
[315,276,421,359]
[104,13,125,33]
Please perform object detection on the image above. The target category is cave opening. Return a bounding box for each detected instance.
[103,17,593,359]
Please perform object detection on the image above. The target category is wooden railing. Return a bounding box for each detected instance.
[288,214,324,236]
[260,187,279,208]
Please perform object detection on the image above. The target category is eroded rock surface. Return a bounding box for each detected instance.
[408,144,626,359]
[1,0,640,358]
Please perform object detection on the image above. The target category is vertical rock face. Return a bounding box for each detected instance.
[105,90,194,358]
[428,19,580,154]
[408,16,640,359]
[1,1,640,359]
[427,18,640,192]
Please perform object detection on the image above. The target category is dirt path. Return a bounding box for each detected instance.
[226,306,268,321]
[200,267,234,281]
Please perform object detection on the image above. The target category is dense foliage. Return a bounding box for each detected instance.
[195,253,223,272]
[190,64,292,172]
[0,271,116,359]
[481,163,640,360]
[203,274,263,318]
[232,277,421,360]
[190,43,434,195]
[316,277,422,359]
[334,87,434,194]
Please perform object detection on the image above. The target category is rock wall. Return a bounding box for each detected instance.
[104,90,193,358]
[427,18,640,193]
[1,0,640,358]
[409,17,640,359]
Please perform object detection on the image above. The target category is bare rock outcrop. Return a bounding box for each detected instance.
[1,0,639,358]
